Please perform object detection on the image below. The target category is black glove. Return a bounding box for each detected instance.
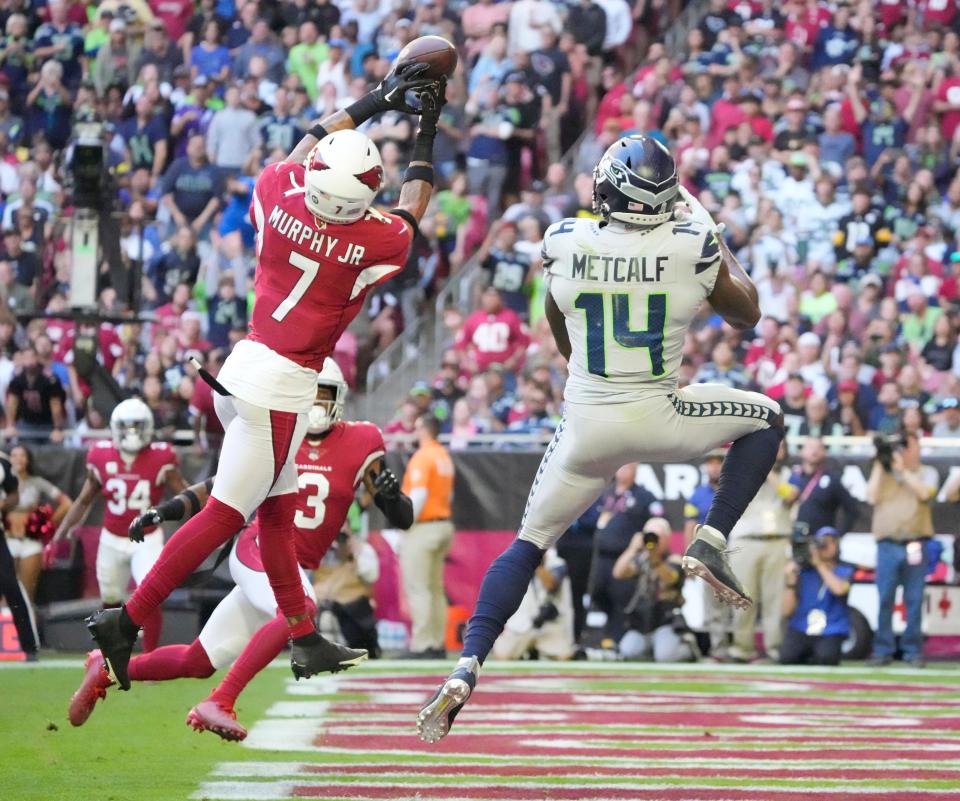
[129,508,163,543]
[372,468,401,501]
[417,78,447,134]
[375,62,436,114]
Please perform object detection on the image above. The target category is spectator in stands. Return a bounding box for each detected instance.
[866,432,938,668]
[5,345,66,443]
[780,526,853,667]
[161,133,222,238]
[455,287,528,380]
[614,516,696,663]
[870,381,903,434]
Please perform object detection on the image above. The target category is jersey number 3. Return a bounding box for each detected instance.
[574,291,667,378]
[294,472,330,530]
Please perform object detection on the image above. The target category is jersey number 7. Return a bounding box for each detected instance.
[573,291,667,378]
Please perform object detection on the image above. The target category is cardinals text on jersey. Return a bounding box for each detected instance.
[235,421,385,573]
[542,217,721,404]
[217,161,413,413]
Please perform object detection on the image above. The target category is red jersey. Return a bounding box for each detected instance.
[238,421,385,571]
[188,377,224,436]
[87,441,179,537]
[149,0,193,40]
[918,0,958,28]
[455,308,529,373]
[247,161,412,370]
[937,78,960,142]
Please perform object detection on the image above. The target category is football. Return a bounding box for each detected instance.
[394,35,458,81]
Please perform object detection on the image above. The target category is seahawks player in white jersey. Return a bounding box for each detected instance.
[417,135,784,743]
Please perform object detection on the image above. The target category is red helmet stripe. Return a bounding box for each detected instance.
[354,165,383,190]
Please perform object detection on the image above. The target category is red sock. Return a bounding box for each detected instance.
[209,599,316,709]
[257,493,311,631]
[140,608,163,652]
[125,498,244,626]
[128,640,215,682]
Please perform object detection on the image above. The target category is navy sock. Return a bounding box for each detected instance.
[704,425,784,538]
[461,538,544,664]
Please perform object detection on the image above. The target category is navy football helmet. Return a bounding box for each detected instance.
[592,135,679,227]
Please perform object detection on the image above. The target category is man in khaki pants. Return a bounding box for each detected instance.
[727,441,792,662]
[400,413,455,658]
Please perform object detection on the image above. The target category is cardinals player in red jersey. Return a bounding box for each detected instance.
[49,400,187,652]
[69,361,413,739]
[87,63,445,689]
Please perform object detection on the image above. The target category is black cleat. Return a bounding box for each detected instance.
[417,657,479,744]
[290,631,367,679]
[85,608,139,691]
[682,525,752,610]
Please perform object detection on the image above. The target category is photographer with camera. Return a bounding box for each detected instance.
[491,548,575,661]
[865,430,937,667]
[780,526,853,666]
[613,518,696,663]
[313,522,382,659]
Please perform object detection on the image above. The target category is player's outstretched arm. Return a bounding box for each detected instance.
[707,239,761,331]
[45,474,100,565]
[393,80,446,231]
[284,63,435,165]
[128,477,214,543]
[545,291,572,361]
[363,459,414,530]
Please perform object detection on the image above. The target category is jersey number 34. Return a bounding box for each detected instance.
[574,291,667,378]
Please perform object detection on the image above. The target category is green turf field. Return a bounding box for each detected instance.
[2,659,959,801]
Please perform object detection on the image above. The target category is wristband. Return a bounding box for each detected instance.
[307,123,329,141]
[403,164,434,186]
[345,93,385,126]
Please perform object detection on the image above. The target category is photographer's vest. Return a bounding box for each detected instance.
[872,468,936,542]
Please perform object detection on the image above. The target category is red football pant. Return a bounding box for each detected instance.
[125,497,245,626]
[128,639,215,681]
[140,608,163,652]
[126,395,313,631]
[210,599,318,710]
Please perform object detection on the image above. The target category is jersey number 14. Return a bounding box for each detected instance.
[574,291,667,378]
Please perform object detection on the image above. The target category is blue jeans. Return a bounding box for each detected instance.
[873,539,926,660]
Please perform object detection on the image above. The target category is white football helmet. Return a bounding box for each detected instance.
[308,358,348,435]
[303,130,384,224]
[110,398,155,455]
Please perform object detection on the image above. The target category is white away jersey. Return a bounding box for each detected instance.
[543,217,721,404]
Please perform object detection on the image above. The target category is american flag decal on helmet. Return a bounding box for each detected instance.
[354,165,383,190]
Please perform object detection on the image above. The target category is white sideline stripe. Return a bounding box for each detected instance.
[211,761,960,778]
[264,701,330,718]
[193,780,960,800]
[0,658,85,668]
[243,719,320,751]
[255,744,960,761]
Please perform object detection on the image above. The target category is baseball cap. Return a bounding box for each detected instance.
[798,331,821,348]
[395,17,412,28]
[328,38,346,48]
[786,98,807,112]
[787,371,805,382]
[109,18,126,33]
[789,152,808,167]
[855,234,874,247]
[192,75,209,88]
[814,526,840,539]
[527,180,546,193]
[837,379,859,394]
[860,273,882,288]
[409,381,431,397]
[504,71,526,84]
[940,397,959,411]
[704,448,725,461]
[737,89,763,104]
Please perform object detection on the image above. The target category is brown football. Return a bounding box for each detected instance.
[395,35,458,80]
